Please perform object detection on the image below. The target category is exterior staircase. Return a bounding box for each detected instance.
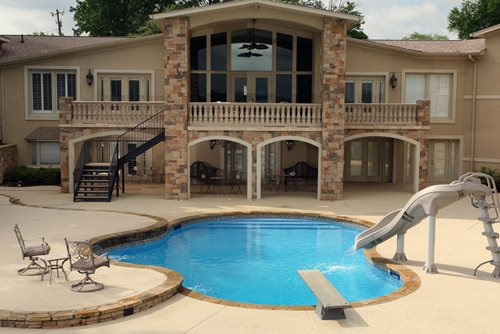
[74,163,111,202]
[73,109,166,202]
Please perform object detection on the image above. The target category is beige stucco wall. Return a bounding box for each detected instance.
[0,36,164,166]
[470,32,500,171]
[346,41,475,174]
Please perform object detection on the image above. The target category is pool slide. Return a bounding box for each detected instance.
[354,176,493,251]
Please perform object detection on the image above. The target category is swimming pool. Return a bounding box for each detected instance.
[109,215,403,306]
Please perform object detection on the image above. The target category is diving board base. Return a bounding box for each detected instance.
[298,270,350,320]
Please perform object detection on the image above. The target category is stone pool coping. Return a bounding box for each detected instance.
[1,199,420,328]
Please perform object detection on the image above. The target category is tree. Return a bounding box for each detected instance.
[70,0,176,36]
[448,0,500,39]
[402,32,449,40]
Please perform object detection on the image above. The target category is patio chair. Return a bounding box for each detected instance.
[64,238,110,292]
[13,223,51,275]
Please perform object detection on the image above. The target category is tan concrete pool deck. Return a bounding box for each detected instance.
[0,184,498,333]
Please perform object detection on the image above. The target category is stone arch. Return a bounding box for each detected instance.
[344,132,421,193]
[188,136,253,199]
[256,135,322,200]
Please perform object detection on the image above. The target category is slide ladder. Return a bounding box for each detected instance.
[462,173,500,278]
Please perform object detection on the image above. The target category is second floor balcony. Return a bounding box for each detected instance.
[62,100,429,130]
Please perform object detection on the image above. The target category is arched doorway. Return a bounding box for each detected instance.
[256,136,321,199]
[188,136,252,199]
[344,133,420,193]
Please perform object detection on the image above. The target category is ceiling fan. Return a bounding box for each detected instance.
[238,19,269,53]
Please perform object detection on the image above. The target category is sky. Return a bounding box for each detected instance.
[0,0,463,39]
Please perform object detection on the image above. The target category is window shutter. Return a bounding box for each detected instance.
[404,74,425,103]
[429,74,451,118]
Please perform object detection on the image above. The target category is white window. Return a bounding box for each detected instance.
[31,142,60,165]
[345,76,385,103]
[29,69,77,116]
[405,73,453,120]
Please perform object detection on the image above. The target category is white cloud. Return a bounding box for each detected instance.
[356,0,462,39]
[0,1,75,35]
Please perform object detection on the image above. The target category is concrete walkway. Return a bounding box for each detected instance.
[0,185,498,333]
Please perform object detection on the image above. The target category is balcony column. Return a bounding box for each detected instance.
[320,18,346,200]
[59,97,74,193]
[163,17,189,200]
[416,100,430,190]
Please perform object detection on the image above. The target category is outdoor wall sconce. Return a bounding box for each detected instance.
[390,72,398,89]
[286,140,294,151]
[86,69,94,86]
[209,139,220,150]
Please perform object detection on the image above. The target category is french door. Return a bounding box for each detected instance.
[233,74,272,102]
[345,138,393,182]
[428,140,459,183]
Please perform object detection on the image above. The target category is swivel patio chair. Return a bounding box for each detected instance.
[65,238,110,292]
[13,223,51,275]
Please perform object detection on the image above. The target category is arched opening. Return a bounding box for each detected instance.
[344,133,420,193]
[257,136,321,199]
[188,136,252,199]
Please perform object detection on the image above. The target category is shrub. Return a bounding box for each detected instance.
[3,166,60,186]
[479,167,500,190]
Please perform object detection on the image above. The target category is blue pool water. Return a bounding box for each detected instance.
[109,216,402,306]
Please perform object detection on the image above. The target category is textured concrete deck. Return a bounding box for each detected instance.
[0,184,498,333]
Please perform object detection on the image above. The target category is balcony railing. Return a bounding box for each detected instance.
[345,103,419,126]
[188,103,322,128]
[71,101,164,124]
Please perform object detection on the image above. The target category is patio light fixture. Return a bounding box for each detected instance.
[86,70,94,86]
[209,139,220,150]
[286,140,294,151]
[390,72,397,89]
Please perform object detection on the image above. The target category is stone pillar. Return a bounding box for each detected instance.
[59,97,73,193]
[163,17,189,200]
[417,100,430,190]
[320,19,346,201]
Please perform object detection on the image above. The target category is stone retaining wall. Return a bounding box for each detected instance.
[0,144,17,184]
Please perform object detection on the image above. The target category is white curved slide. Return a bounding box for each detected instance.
[354,178,492,250]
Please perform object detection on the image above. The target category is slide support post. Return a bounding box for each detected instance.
[392,232,408,262]
[423,214,438,273]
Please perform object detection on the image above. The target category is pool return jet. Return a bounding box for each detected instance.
[354,172,500,278]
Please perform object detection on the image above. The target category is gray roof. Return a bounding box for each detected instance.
[370,39,485,54]
[25,127,60,142]
[0,35,128,65]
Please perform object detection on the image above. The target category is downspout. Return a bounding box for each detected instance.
[468,54,478,171]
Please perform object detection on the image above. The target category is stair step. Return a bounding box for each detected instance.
[486,246,500,253]
[74,196,110,202]
[482,232,500,239]
[78,184,108,188]
[76,190,108,195]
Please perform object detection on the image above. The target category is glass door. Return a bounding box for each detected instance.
[344,138,393,182]
[232,74,271,102]
[429,140,459,183]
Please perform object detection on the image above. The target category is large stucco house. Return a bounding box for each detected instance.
[0,0,498,201]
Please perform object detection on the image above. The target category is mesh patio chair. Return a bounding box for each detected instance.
[64,238,110,292]
[13,224,51,275]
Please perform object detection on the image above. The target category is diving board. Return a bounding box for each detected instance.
[297,270,350,320]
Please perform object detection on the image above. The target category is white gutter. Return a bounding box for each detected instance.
[468,54,478,171]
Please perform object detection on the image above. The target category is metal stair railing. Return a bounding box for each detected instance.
[108,108,166,199]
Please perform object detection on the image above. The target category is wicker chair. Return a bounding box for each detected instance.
[65,239,110,292]
[13,224,51,275]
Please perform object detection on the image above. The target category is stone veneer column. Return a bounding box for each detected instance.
[59,97,73,193]
[320,18,346,200]
[163,17,189,199]
[416,100,430,190]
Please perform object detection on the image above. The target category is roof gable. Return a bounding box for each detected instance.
[152,0,360,28]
